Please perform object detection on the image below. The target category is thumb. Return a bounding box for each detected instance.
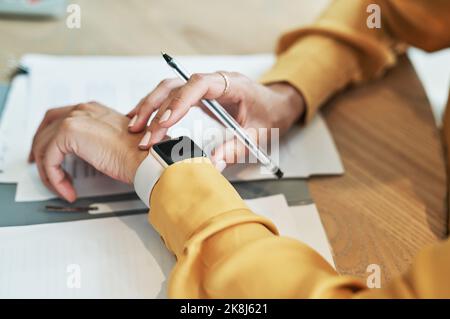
[43,139,77,203]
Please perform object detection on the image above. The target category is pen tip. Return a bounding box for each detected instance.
[161,51,172,63]
[275,169,284,179]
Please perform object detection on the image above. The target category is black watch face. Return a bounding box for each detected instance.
[152,136,206,165]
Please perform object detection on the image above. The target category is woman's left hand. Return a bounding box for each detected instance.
[28,102,148,202]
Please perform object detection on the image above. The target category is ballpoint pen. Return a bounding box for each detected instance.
[161,52,284,179]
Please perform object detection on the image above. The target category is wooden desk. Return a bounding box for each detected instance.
[311,55,448,284]
[0,0,447,286]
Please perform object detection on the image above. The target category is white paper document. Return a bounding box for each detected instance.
[1,54,343,202]
[246,195,334,267]
[0,194,334,298]
[0,75,29,183]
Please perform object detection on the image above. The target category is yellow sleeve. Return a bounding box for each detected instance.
[260,0,450,123]
[148,160,450,298]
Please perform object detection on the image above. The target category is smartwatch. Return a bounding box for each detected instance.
[134,136,207,206]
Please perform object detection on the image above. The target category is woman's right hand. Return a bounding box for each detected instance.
[127,72,305,168]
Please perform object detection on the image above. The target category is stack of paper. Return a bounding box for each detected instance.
[0,194,334,298]
[0,54,343,202]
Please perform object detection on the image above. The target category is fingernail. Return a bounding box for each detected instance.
[128,114,138,127]
[214,159,227,172]
[159,109,172,123]
[139,131,152,147]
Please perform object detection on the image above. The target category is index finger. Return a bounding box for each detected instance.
[153,72,242,130]
[127,78,183,133]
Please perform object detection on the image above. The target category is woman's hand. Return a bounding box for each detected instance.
[29,102,148,202]
[127,72,305,167]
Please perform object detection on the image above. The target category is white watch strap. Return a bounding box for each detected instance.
[133,152,164,207]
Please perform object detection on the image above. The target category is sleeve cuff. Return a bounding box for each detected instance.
[260,35,362,124]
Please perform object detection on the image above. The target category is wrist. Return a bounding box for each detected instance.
[128,149,148,184]
[266,83,305,132]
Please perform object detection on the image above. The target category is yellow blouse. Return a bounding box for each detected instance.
[149,0,450,298]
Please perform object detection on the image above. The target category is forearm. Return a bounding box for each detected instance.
[147,160,450,298]
[147,160,365,298]
[197,222,365,298]
[261,0,450,123]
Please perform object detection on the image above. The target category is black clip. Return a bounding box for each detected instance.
[45,205,98,213]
